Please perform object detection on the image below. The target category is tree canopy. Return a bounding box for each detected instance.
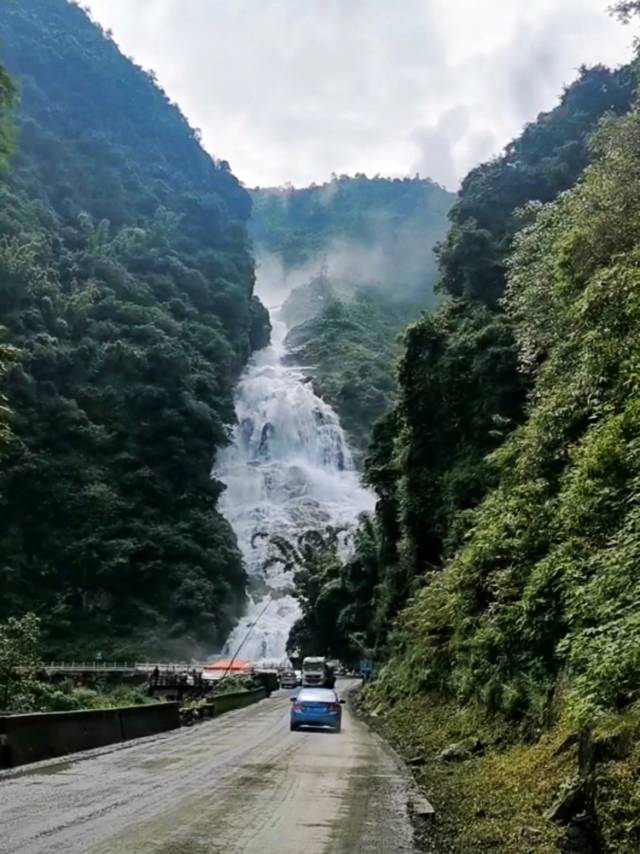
[286,62,640,702]
[386,99,640,724]
[252,174,453,306]
[0,0,270,657]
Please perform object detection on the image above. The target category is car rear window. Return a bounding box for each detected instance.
[297,689,337,702]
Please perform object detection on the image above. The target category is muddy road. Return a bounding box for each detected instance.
[0,682,415,854]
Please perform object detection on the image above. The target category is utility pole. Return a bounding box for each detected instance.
[223,598,272,677]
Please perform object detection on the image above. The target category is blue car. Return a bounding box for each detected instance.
[290,687,344,732]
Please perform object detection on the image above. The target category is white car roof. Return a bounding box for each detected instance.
[296,688,337,701]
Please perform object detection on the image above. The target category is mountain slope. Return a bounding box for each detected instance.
[283,60,640,852]
[284,62,638,667]
[368,86,640,854]
[251,176,455,448]
[252,174,454,307]
[367,63,637,595]
[0,0,269,657]
[283,278,416,451]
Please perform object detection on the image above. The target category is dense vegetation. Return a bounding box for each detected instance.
[365,92,640,853]
[282,55,640,850]
[0,0,270,658]
[251,176,454,448]
[388,63,637,583]
[289,62,638,667]
[283,275,416,450]
[0,612,152,712]
[387,101,640,720]
[0,63,16,461]
[252,175,453,305]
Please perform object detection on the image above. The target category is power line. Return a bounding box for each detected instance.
[223,597,272,677]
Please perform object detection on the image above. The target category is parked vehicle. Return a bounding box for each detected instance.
[290,688,344,732]
[301,656,335,688]
[279,669,298,689]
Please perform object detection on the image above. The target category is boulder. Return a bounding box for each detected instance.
[437,744,471,762]
[437,736,483,762]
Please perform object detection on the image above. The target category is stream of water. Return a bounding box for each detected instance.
[215,290,375,665]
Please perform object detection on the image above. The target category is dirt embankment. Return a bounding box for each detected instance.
[354,689,640,853]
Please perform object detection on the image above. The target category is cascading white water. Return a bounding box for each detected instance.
[215,288,375,665]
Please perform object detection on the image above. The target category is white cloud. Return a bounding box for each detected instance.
[83,0,634,188]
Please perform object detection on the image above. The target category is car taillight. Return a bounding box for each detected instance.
[328,703,340,713]
[292,703,303,712]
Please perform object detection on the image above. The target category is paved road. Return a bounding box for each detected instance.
[0,683,415,854]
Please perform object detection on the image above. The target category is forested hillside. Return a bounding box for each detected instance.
[283,281,416,447]
[370,72,640,852]
[289,63,636,660]
[282,59,640,851]
[252,176,454,448]
[252,175,453,304]
[0,0,269,657]
[0,62,16,459]
[396,99,640,722]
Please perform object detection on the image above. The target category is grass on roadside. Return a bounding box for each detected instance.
[357,690,640,853]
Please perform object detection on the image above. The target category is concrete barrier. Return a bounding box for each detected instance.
[0,690,266,769]
[0,702,179,769]
[205,687,266,717]
[0,708,122,768]
[119,703,180,741]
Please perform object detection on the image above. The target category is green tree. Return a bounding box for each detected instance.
[255,526,364,661]
[0,613,41,710]
[0,0,270,657]
[382,100,640,724]
[351,61,637,657]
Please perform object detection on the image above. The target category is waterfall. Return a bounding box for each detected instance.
[215,289,375,665]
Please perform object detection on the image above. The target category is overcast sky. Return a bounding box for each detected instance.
[83,0,634,189]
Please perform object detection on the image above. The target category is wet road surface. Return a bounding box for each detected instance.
[0,683,415,853]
